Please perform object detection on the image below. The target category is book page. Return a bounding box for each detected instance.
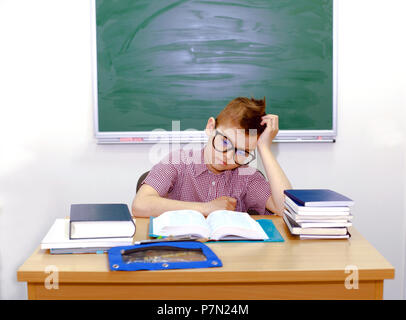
[153,210,210,238]
[206,210,269,240]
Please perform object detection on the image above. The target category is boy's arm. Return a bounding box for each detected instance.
[132,184,237,217]
[257,114,292,216]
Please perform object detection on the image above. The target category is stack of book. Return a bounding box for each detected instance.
[41,203,136,254]
[283,189,354,240]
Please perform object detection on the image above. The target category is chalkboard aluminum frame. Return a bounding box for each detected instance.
[91,0,337,144]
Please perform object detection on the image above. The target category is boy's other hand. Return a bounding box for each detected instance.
[258,114,279,148]
[203,196,237,215]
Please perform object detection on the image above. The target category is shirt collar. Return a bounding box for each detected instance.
[193,146,209,177]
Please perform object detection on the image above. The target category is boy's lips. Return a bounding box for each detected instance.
[216,159,235,166]
[214,158,228,165]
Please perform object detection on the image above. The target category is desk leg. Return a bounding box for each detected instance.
[27,283,38,300]
[375,280,383,300]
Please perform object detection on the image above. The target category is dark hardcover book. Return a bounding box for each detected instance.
[69,203,136,240]
[284,189,354,207]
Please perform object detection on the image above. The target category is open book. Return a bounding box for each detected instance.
[151,210,269,241]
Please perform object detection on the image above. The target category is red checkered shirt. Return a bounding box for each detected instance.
[142,146,272,214]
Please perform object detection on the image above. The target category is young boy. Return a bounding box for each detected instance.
[132,97,291,217]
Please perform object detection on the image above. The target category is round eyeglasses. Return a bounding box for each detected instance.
[212,130,256,165]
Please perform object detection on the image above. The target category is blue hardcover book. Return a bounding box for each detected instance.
[284,189,354,207]
[69,203,136,240]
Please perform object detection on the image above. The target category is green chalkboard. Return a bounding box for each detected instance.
[94,0,335,140]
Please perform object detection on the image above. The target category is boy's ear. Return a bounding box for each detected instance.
[204,117,216,137]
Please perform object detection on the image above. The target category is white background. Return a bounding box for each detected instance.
[0,0,405,299]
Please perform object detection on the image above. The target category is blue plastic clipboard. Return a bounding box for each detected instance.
[148,217,284,243]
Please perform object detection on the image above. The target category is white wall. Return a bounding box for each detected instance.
[0,0,405,299]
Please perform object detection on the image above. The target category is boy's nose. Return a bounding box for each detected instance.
[223,151,235,164]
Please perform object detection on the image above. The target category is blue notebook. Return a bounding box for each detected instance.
[284,189,354,207]
[149,217,284,243]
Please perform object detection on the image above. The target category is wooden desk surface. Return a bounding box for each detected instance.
[18,216,394,285]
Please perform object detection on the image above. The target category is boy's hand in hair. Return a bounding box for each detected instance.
[257,114,279,148]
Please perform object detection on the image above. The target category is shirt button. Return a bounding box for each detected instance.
[212,181,215,186]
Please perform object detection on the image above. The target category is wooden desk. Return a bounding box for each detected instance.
[17,216,394,300]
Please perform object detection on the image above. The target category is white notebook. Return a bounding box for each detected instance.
[41,219,133,250]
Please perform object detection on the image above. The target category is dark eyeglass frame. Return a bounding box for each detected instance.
[212,130,256,165]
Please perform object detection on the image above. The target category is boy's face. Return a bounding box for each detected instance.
[205,118,258,173]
